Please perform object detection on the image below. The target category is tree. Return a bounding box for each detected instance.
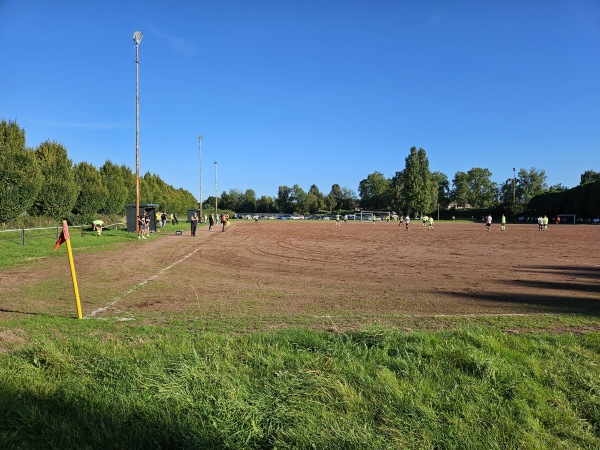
[240,189,257,213]
[358,172,390,210]
[99,160,128,215]
[580,170,600,185]
[305,184,324,214]
[289,184,307,213]
[389,170,405,214]
[276,185,293,213]
[517,167,547,211]
[338,187,357,211]
[72,162,108,223]
[451,171,469,208]
[329,184,342,210]
[257,195,276,213]
[0,120,42,223]
[29,140,79,219]
[402,147,434,215]
[464,167,498,209]
[431,171,451,208]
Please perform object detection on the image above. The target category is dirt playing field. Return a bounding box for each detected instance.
[1,220,599,332]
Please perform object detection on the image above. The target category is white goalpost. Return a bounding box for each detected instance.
[356,211,393,222]
[557,214,576,224]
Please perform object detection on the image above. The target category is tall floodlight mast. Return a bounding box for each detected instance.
[199,135,203,221]
[214,161,218,220]
[133,31,143,234]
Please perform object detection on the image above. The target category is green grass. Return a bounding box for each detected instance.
[0,223,183,269]
[0,319,598,449]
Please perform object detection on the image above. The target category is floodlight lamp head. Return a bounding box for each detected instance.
[133,31,143,45]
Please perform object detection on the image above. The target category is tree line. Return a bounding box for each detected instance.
[0,120,196,225]
[3,119,598,225]
[218,145,599,218]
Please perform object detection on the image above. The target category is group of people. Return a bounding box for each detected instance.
[537,215,549,231]
[190,212,230,235]
[155,211,178,229]
[138,212,151,239]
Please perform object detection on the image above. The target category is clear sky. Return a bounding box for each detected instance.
[1,1,599,201]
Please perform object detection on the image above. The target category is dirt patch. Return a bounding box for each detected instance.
[1,221,599,331]
[0,329,28,352]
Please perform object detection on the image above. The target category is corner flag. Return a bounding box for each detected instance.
[54,221,70,251]
[53,221,83,319]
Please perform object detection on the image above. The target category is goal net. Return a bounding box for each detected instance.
[557,214,576,224]
[355,211,394,222]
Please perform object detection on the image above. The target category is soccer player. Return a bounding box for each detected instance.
[501,214,506,231]
[336,214,340,226]
[486,214,492,232]
[428,216,434,230]
[404,214,410,231]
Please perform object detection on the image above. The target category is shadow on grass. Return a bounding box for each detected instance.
[0,385,229,449]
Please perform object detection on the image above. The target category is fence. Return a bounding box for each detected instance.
[0,222,125,246]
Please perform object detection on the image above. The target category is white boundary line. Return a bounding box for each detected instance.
[87,242,206,318]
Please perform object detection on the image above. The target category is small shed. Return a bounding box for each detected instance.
[126,203,160,233]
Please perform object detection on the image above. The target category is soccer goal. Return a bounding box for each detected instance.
[557,214,576,224]
[356,211,393,222]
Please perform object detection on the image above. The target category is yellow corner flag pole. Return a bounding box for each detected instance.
[54,220,83,319]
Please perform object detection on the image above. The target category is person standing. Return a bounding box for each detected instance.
[501,214,506,231]
[209,213,215,232]
[543,215,549,231]
[335,213,340,226]
[428,216,434,230]
[404,214,410,231]
[190,213,198,236]
[486,214,492,232]
[161,211,167,229]
[221,213,227,232]
[138,214,145,239]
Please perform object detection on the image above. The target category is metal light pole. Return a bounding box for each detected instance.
[214,161,218,221]
[512,167,516,215]
[133,31,143,234]
[198,135,203,221]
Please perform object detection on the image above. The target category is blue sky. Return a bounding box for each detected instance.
[1,1,599,201]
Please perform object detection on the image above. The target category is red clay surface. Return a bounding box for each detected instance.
[1,220,599,331]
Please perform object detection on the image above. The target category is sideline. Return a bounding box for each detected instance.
[86,229,230,318]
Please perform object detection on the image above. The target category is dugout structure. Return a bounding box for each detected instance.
[125,203,159,233]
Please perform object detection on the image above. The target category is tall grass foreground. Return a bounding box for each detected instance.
[0,320,598,449]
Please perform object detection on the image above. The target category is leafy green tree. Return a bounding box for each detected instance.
[0,120,42,223]
[431,171,451,208]
[290,184,307,213]
[389,170,405,214]
[99,160,128,215]
[29,141,79,219]
[359,172,390,210]
[276,185,292,213]
[305,185,324,213]
[580,170,600,185]
[220,189,242,211]
[257,195,276,213]
[72,162,108,223]
[338,187,357,211]
[451,171,469,208]
[464,167,498,209]
[240,189,257,213]
[402,147,434,215]
[517,167,547,211]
